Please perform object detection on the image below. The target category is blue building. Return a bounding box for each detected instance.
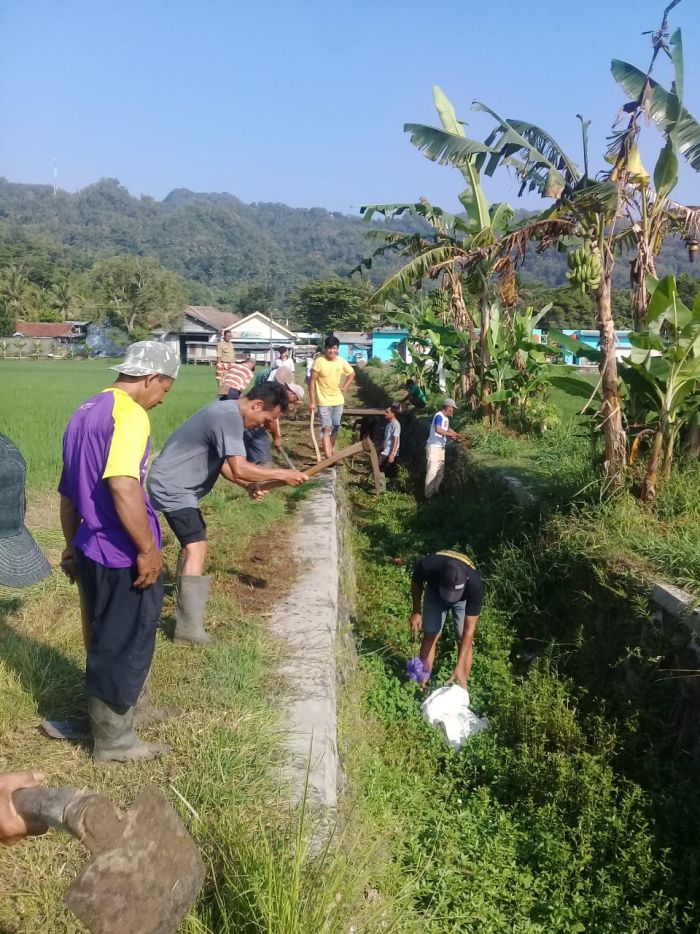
[557,329,633,365]
[371,327,410,363]
[334,331,372,364]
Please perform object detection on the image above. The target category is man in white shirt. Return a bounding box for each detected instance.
[425,399,460,498]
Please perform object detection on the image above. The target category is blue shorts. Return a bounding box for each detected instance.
[422,587,466,640]
[244,426,272,465]
[318,405,343,434]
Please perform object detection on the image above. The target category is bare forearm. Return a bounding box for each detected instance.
[220,462,249,489]
[106,477,157,554]
[341,373,355,393]
[226,456,293,485]
[59,495,81,547]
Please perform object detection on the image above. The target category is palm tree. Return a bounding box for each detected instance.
[48,276,83,320]
[1,265,37,322]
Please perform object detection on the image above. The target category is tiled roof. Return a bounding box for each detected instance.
[185,306,241,331]
[14,321,76,338]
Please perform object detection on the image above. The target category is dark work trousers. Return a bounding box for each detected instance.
[381,457,399,480]
[76,549,164,707]
[244,426,272,465]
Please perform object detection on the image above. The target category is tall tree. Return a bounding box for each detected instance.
[291,278,374,334]
[87,255,187,334]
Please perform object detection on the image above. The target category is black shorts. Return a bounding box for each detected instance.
[162,507,207,546]
[76,549,163,707]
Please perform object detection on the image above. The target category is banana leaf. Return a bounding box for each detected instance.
[610,56,700,172]
[547,374,601,400]
[547,329,603,363]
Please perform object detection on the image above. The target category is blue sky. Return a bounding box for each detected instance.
[2,0,699,216]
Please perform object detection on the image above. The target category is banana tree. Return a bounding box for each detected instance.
[383,297,467,397]
[403,95,630,488]
[484,303,553,423]
[610,14,700,331]
[627,276,700,499]
[357,86,516,413]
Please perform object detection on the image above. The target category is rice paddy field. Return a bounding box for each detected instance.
[0,358,218,492]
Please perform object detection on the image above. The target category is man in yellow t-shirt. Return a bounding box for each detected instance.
[309,335,355,457]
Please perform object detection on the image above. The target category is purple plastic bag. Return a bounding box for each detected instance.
[406,656,431,683]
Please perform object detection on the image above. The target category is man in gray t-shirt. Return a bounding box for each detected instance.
[147,382,307,646]
[379,404,401,482]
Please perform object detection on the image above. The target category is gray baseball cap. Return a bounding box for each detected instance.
[0,434,51,589]
[111,341,180,379]
[443,398,457,408]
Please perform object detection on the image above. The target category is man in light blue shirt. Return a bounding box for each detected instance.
[425,399,460,497]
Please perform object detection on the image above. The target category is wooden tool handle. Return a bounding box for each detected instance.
[257,440,365,491]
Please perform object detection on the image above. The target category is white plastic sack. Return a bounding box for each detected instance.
[420,684,489,750]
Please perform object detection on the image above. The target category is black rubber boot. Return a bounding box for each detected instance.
[88,696,171,764]
[174,575,213,646]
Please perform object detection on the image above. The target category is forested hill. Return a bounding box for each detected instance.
[0,178,399,302]
[0,178,697,301]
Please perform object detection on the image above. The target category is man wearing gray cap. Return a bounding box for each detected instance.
[58,341,179,764]
[425,398,461,498]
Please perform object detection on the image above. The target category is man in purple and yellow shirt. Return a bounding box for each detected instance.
[59,341,179,764]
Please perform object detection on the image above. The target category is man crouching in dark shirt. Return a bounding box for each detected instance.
[410,550,484,689]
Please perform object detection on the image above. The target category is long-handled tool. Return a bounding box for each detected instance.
[309,410,322,463]
[259,436,383,494]
[278,447,297,470]
[13,785,206,934]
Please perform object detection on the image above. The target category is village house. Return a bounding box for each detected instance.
[153,306,297,364]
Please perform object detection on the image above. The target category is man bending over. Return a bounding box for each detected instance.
[148,382,307,646]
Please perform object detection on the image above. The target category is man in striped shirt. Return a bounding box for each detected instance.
[216,357,255,399]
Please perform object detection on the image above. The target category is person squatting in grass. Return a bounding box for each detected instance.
[147,381,308,646]
[424,398,461,498]
[243,367,306,466]
[58,341,180,764]
[309,335,355,459]
[379,404,401,482]
[410,550,484,689]
[401,378,427,410]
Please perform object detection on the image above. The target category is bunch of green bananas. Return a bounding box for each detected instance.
[566,247,602,294]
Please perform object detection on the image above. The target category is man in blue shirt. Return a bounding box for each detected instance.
[424,399,460,498]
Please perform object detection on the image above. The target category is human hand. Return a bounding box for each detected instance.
[134,546,163,589]
[59,546,77,584]
[247,484,268,501]
[273,436,283,450]
[410,612,422,636]
[284,470,308,487]
[309,402,316,413]
[0,771,47,845]
[388,455,395,464]
[448,665,468,690]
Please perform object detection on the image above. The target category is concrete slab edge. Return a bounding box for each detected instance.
[271,472,342,809]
